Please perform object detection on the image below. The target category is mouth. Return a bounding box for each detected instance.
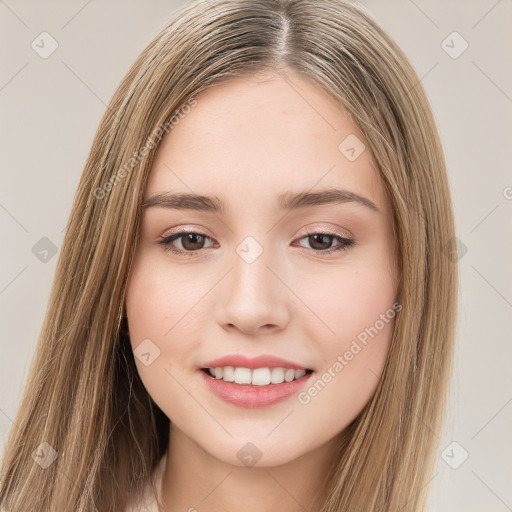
[199,361,314,408]
[200,366,314,385]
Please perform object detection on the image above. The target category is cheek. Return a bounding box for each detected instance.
[125,253,214,419]
[126,253,203,344]
[291,245,398,432]
[296,243,398,350]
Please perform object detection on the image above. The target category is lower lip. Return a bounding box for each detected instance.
[199,370,313,408]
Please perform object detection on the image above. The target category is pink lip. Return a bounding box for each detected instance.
[199,370,313,408]
[201,354,311,370]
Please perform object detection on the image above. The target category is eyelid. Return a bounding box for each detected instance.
[160,224,214,239]
[301,225,353,239]
[160,223,353,239]
[159,225,351,243]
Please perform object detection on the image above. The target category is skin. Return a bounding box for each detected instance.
[125,69,399,511]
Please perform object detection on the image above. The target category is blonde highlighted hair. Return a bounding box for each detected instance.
[0,1,458,510]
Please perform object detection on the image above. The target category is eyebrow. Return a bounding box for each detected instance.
[142,188,379,213]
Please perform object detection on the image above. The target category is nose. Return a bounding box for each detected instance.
[214,242,290,336]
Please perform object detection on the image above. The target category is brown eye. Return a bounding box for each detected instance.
[179,233,207,251]
[159,230,215,256]
[308,234,334,251]
[296,232,355,254]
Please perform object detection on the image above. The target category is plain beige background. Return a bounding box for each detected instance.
[1,1,511,511]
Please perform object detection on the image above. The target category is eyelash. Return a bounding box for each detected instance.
[158,228,355,257]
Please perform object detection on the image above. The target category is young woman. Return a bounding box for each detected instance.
[0,1,459,511]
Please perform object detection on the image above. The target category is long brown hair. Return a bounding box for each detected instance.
[0,1,458,510]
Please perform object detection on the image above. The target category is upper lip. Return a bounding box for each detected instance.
[201,354,312,371]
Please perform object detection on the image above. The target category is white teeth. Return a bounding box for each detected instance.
[222,366,235,382]
[284,369,295,382]
[252,368,271,386]
[233,367,252,385]
[270,367,285,384]
[206,366,310,385]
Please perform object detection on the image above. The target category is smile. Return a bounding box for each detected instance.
[200,363,314,408]
[202,366,312,385]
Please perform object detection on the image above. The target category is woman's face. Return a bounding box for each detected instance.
[126,70,399,467]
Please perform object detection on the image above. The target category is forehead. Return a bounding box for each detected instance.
[145,72,389,215]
